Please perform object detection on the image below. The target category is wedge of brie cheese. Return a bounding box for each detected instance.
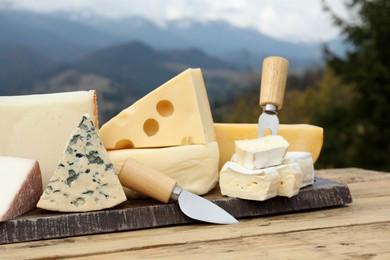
[235,135,289,170]
[219,161,280,201]
[283,152,315,188]
[276,163,304,198]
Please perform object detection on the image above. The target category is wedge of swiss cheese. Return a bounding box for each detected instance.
[0,91,98,187]
[99,69,219,198]
[99,68,216,149]
[214,123,323,169]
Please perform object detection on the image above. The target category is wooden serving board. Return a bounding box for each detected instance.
[0,177,352,244]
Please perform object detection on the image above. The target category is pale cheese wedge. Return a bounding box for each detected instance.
[108,141,219,198]
[0,90,98,187]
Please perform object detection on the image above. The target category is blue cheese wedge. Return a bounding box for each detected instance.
[37,114,127,212]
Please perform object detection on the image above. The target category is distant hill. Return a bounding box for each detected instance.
[0,41,253,125]
[0,10,122,62]
[0,45,54,94]
[76,41,238,96]
[0,9,345,124]
[0,9,345,69]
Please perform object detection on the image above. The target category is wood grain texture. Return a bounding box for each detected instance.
[0,168,389,260]
[259,56,288,109]
[0,176,351,244]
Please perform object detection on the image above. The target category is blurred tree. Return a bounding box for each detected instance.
[322,0,390,171]
[308,67,357,168]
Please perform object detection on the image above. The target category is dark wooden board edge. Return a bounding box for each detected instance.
[0,177,352,245]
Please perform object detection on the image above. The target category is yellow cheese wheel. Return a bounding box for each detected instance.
[214,123,323,169]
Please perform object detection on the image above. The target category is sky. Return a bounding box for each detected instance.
[0,0,349,43]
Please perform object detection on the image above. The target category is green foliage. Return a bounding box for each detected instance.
[322,0,390,171]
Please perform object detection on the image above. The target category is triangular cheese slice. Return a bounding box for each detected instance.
[37,114,126,212]
[99,68,216,149]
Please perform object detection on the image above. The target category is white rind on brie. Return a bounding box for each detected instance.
[235,135,289,170]
[219,161,280,201]
[276,163,304,198]
[283,152,315,188]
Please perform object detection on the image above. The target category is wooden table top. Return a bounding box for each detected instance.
[1,168,389,259]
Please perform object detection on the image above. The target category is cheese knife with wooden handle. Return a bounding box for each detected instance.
[258,56,289,137]
[119,158,238,225]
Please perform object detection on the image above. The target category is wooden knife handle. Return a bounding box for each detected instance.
[119,158,177,203]
[259,56,289,110]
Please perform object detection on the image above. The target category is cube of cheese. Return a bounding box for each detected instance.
[276,163,304,198]
[219,161,280,201]
[0,156,42,221]
[235,135,289,170]
[283,152,315,188]
[37,114,126,212]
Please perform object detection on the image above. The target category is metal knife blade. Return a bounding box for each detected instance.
[119,158,239,225]
[171,186,238,224]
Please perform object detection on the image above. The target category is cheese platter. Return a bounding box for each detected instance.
[0,176,352,245]
[0,62,352,246]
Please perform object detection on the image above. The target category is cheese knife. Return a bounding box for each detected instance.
[258,56,289,137]
[119,158,238,225]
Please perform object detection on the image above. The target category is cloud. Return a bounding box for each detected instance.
[1,0,348,42]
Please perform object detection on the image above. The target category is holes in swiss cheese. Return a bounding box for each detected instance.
[115,139,134,149]
[143,100,174,137]
[143,119,159,136]
[156,100,174,117]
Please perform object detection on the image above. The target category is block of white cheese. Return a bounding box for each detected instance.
[99,69,216,149]
[283,152,315,188]
[108,141,219,198]
[219,161,280,201]
[0,156,42,221]
[37,114,126,212]
[0,90,98,188]
[276,163,303,198]
[235,135,289,170]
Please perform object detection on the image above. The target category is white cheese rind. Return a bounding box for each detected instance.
[0,156,42,221]
[276,163,303,198]
[0,90,98,188]
[235,135,289,170]
[108,141,219,198]
[37,114,126,212]
[283,152,315,187]
[219,161,280,201]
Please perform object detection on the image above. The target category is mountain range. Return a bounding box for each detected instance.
[0,9,344,67]
[0,9,344,124]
